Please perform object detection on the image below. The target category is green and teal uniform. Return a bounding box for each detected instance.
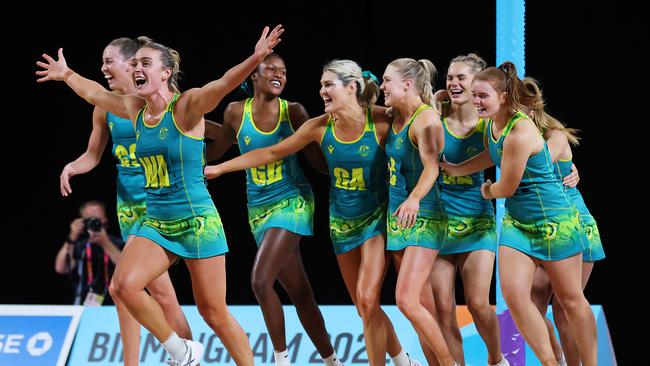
[386,104,447,251]
[236,98,314,246]
[107,112,147,242]
[134,95,227,258]
[439,117,496,254]
[487,112,583,261]
[320,108,387,254]
[554,159,604,262]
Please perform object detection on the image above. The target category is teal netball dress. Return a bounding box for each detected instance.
[135,95,228,258]
[439,117,496,254]
[554,159,604,262]
[385,104,447,251]
[107,112,147,241]
[487,112,583,260]
[320,108,387,254]
[236,98,314,245]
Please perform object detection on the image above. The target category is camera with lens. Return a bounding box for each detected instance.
[83,217,103,232]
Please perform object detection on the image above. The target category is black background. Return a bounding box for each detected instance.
[6,1,647,363]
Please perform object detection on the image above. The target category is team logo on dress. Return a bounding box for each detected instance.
[467,145,478,157]
[159,127,169,140]
[327,145,334,154]
[358,144,370,157]
[109,122,114,131]
[136,130,140,140]
[395,137,404,149]
[497,147,503,157]
[244,135,252,145]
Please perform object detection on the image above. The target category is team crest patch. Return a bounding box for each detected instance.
[159,127,169,140]
[358,144,370,157]
[395,137,403,149]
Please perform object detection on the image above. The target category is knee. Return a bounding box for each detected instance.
[198,303,230,330]
[356,289,380,319]
[395,291,418,318]
[555,293,588,316]
[434,296,456,323]
[110,272,138,300]
[466,294,490,316]
[108,280,120,302]
[501,287,527,312]
[250,273,273,302]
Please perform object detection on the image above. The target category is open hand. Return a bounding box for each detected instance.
[393,196,420,229]
[36,48,71,82]
[255,25,284,57]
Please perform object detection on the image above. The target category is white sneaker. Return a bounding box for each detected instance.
[489,354,510,366]
[407,353,422,366]
[166,339,204,366]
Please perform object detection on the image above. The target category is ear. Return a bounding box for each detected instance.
[347,80,357,95]
[403,79,413,92]
[161,68,172,82]
[251,73,258,81]
[499,92,508,104]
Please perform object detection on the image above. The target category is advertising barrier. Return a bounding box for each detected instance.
[0,305,83,366]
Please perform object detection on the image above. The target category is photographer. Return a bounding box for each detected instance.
[55,200,123,305]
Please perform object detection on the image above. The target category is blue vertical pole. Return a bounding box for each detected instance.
[496,0,526,364]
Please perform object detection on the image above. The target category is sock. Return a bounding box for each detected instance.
[323,352,343,366]
[162,332,186,360]
[391,349,410,366]
[274,349,290,366]
[557,352,567,365]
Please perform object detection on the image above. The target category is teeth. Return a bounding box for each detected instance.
[270,80,281,87]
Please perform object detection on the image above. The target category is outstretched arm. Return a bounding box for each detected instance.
[290,102,328,174]
[178,25,284,127]
[205,117,322,179]
[36,48,142,120]
[60,106,110,196]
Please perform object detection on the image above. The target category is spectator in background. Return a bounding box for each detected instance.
[55,200,123,305]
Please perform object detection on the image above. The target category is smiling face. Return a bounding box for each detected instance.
[101,45,132,93]
[319,70,355,114]
[130,47,171,97]
[380,65,407,107]
[252,55,286,97]
[446,62,475,105]
[471,79,506,118]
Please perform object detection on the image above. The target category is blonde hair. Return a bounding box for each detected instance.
[523,78,580,145]
[449,53,486,75]
[388,58,437,111]
[323,59,379,107]
[139,42,182,94]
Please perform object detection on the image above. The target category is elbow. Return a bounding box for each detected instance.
[54,264,69,275]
